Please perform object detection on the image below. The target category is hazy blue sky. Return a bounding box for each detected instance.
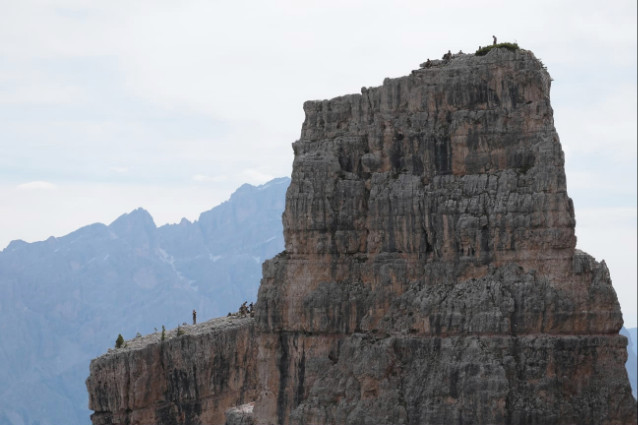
[1,0,635,325]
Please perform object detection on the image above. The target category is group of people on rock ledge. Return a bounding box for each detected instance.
[239,301,254,317]
[421,35,498,68]
[226,301,254,318]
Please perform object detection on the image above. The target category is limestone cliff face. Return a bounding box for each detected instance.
[253,49,636,424]
[86,47,636,425]
[86,317,256,425]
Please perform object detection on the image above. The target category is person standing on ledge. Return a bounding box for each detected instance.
[493,35,497,45]
[192,309,197,325]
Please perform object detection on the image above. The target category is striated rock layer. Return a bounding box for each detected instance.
[86,48,636,425]
[86,317,256,425]
[253,49,637,424]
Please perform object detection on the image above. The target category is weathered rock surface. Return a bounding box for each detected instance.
[86,47,637,425]
[86,317,257,425]
[253,48,637,424]
[226,403,256,425]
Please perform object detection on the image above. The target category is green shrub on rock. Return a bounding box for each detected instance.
[475,42,520,56]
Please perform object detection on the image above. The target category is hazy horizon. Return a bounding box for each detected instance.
[1,0,635,326]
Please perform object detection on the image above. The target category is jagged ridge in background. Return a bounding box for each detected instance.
[0,177,288,425]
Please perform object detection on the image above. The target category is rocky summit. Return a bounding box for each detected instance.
[87,47,637,425]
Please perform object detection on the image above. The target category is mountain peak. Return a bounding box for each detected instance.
[230,177,291,200]
[4,239,28,252]
[110,208,154,226]
[109,208,156,237]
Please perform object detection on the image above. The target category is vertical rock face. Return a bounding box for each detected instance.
[86,48,636,425]
[254,49,636,424]
[86,317,257,425]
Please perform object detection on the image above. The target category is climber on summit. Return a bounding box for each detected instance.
[419,59,432,69]
[493,35,497,45]
[192,309,197,325]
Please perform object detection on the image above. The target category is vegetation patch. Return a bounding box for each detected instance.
[475,42,520,56]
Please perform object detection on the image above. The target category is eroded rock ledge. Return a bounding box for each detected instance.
[87,47,637,425]
[86,316,256,425]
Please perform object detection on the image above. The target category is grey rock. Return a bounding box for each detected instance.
[84,48,637,425]
[253,49,636,424]
[225,403,256,425]
[87,317,257,425]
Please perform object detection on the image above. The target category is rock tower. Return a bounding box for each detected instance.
[87,47,637,425]
[253,48,636,424]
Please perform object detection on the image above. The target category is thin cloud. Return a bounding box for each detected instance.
[16,181,57,190]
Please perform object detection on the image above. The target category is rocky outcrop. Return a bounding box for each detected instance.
[86,317,257,425]
[86,47,636,425]
[253,48,637,424]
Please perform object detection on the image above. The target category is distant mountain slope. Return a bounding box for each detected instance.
[620,327,637,398]
[0,177,289,425]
